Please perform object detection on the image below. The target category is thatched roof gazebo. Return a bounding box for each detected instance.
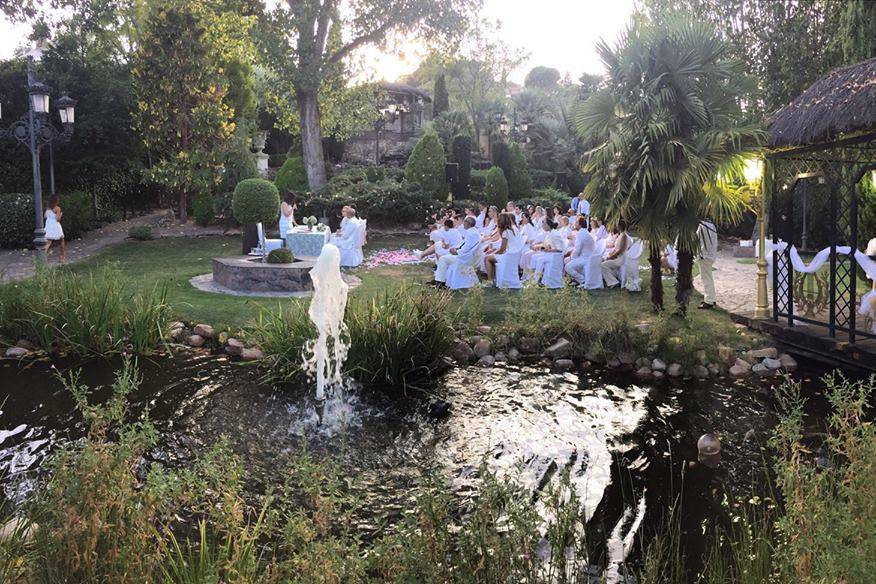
[763,56,876,345]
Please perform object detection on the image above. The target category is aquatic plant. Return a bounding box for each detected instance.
[0,264,170,354]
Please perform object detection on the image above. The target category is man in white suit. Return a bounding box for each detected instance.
[565,216,595,285]
[435,216,479,284]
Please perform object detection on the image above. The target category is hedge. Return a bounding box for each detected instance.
[192,192,215,227]
[0,193,35,248]
[451,134,472,199]
[275,156,309,194]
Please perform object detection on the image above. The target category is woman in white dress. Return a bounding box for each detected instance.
[484,212,517,284]
[279,195,297,238]
[44,195,66,262]
[531,219,567,280]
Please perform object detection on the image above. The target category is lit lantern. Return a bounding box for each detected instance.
[56,94,76,125]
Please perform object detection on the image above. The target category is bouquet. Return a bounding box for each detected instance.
[305,216,318,229]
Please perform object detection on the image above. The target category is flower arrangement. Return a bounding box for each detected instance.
[305,215,318,228]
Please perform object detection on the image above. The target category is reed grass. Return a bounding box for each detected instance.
[0,264,170,354]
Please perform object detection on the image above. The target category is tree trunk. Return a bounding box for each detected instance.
[675,249,694,315]
[649,245,664,311]
[179,189,188,223]
[296,88,327,191]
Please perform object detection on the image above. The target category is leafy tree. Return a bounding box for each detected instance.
[491,140,512,179]
[837,0,876,62]
[256,0,478,192]
[577,15,762,312]
[432,73,450,116]
[433,110,472,151]
[451,134,472,198]
[484,166,508,208]
[507,143,532,197]
[405,130,447,200]
[275,156,309,194]
[132,0,245,222]
[577,72,601,101]
[524,65,560,90]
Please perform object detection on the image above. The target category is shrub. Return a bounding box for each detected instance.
[192,191,215,226]
[58,191,96,240]
[268,152,287,168]
[213,190,237,227]
[274,156,309,194]
[128,225,154,241]
[405,130,447,200]
[306,174,437,227]
[433,111,472,151]
[218,136,259,193]
[255,286,455,387]
[0,264,170,354]
[484,166,509,208]
[267,247,294,264]
[508,142,533,197]
[520,187,571,211]
[491,140,512,177]
[232,178,280,226]
[364,165,385,183]
[0,192,34,248]
[451,134,472,199]
[469,168,489,196]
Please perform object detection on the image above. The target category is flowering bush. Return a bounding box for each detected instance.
[0,192,35,248]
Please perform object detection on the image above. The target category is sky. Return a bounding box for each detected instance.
[0,0,636,83]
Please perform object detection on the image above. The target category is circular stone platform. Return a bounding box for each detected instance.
[191,256,360,298]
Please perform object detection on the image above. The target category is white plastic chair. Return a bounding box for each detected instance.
[495,234,525,289]
[620,238,645,291]
[253,222,283,256]
[447,243,484,290]
[539,252,566,289]
[583,239,606,289]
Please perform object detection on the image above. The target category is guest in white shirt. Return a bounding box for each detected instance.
[590,218,608,242]
[577,197,591,219]
[696,219,719,309]
[435,217,480,284]
[475,202,487,230]
[565,216,595,285]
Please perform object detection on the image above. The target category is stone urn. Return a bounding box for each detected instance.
[252,130,269,176]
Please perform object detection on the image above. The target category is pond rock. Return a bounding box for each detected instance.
[718,345,735,365]
[635,366,653,380]
[553,358,575,372]
[450,340,475,365]
[743,347,778,362]
[652,370,665,380]
[493,351,507,363]
[733,357,752,372]
[729,364,749,377]
[193,324,215,339]
[506,347,521,362]
[544,338,572,359]
[473,339,492,358]
[225,338,245,356]
[15,339,35,350]
[763,357,782,370]
[651,358,667,372]
[494,334,511,349]
[692,365,709,379]
[476,325,492,334]
[618,353,636,366]
[477,355,496,367]
[518,337,541,354]
[187,334,205,348]
[241,348,265,361]
[585,350,605,364]
[4,347,29,359]
[751,362,770,376]
[779,353,798,371]
[667,363,683,377]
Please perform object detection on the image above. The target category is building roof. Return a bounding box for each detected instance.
[768,57,876,149]
[380,81,432,102]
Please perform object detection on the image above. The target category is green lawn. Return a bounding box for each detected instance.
[64,233,746,352]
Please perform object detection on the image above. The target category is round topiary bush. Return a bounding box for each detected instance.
[267,247,294,264]
[0,193,35,248]
[405,130,447,200]
[484,166,509,208]
[274,156,309,194]
[192,192,215,227]
[232,179,280,226]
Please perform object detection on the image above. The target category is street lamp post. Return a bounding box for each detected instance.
[1,55,76,251]
[744,158,769,319]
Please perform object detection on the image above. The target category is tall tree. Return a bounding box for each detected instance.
[132,0,243,222]
[577,15,763,312]
[257,0,478,191]
[432,73,449,116]
[524,65,560,90]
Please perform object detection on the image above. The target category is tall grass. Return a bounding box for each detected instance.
[0,264,170,354]
[255,286,456,388]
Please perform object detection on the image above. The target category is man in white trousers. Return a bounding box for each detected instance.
[696,219,719,309]
[565,216,595,285]
[435,217,479,284]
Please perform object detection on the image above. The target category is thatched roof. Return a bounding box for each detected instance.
[380,81,432,102]
[768,57,876,149]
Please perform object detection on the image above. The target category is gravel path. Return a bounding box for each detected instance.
[0,210,232,282]
[695,243,758,315]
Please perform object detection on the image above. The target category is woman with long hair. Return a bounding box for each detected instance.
[44,195,66,263]
[484,212,516,284]
[279,194,298,237]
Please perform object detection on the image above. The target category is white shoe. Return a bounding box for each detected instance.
[413,250,423,259]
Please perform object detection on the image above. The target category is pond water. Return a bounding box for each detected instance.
[0,351,834,569]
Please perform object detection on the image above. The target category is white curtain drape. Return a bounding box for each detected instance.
[788,245,852,273]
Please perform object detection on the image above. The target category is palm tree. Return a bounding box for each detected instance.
[576,15,763,312]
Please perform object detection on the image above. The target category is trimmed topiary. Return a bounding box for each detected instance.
[508,143,533,197]
[450,134,472,199]
[192,192,215,227]
[267,247,294,264]
[405,130,447,200]
[232,178,280,226]
[484,167,509,208]
[274,156,309,194]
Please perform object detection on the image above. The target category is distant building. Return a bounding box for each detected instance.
[344,81,432,165]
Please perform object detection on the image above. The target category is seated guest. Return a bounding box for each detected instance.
[530,218,567,280]
[435,216,480,285]
[521,216,549,271]
[565,216,595,285]
[475,202,488,230]
[518,212,537,245]
[532,206,546,230]
[601,220,630,287]
[484,212,517,285]
[416,222,443,260]
[590,217,608,241]
[331,207,359,242]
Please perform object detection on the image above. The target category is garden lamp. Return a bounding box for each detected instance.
[28,81,50,114]
[56,94,76,125]
[743,158,763,184]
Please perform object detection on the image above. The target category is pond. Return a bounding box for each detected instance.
[0,351,834,570]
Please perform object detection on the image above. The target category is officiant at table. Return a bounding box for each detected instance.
[278,195,298,236]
